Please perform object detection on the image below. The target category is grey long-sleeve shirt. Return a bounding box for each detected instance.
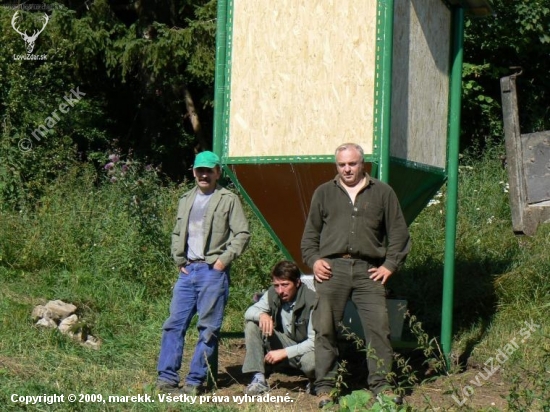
[244,292,314,359]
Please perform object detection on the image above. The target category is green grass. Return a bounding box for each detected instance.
[1,144,549,411]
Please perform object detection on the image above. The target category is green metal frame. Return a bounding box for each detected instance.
[390,157,446,175]
[212,0,454,243]
[374,0,395,183]
[389,157,447,224]
[211,0,478,378]
[441,5,465,367]
[225,155,374,164]
[212,0,232,157]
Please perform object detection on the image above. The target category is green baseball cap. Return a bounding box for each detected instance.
[194,151,220,168]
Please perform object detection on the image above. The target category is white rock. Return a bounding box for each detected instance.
[83,335,101,350]
[31,305,53,321]
[68,330,88,342]
[45,300,77,320]
[58,314,79,334]
[36,317,57,328]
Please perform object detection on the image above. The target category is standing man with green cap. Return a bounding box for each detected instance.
[156,150,251,394]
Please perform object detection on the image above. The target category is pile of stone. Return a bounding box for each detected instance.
[32,299,101,350]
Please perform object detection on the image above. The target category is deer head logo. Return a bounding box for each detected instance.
[11,11,49,54]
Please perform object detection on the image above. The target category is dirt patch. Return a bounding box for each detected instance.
[209,338,511,411]
[403,368,510,411]
[212,338,323,411]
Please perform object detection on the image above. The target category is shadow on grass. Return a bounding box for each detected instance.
[388,253,513,371]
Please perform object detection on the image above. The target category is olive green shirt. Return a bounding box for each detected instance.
[301,174,410,273]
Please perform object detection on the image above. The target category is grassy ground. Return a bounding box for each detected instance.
[1,145,549,411]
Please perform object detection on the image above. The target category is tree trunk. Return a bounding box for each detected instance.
[183,86,209,152]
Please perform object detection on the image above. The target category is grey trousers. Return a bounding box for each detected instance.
[242,321,315,378]
[313,258,393,394]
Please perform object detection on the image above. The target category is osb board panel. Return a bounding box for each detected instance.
[228,0,377,159]
[391,0,450,169]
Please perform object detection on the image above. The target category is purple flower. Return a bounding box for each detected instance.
[108,154,120,163]
[121,164,129,173]
[145,164,153,171]
[104,162,115,170]
[110,176,117,183]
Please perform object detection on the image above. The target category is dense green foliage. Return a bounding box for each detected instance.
[1,0,217,209]
[462,0,550,149]
[2,1,550,207]
[0,157,283,299]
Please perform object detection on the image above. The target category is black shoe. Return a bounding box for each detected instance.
[180,384,199,396]
[317,393,332,408]
[377,389,403,405]
[244,378,269,395]
[305,379,316,395]
[156,380,199,396]
[156,379,179,393]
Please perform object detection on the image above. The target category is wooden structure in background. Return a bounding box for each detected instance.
[214,0,459,272]
[208,0,495,377]
[501,73,550,235]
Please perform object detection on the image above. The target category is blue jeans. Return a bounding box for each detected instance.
[157,263,229,386]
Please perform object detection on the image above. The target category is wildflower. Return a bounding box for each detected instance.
[145,164,153,171]
[121,164,129,173]
[458,165,474,172]
[427,192,444,207]
[104,162,115,170]
[108,154,120,163]
[110,176,117,183]
[499,181,510,193]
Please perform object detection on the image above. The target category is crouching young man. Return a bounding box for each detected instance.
[242,260,316,395]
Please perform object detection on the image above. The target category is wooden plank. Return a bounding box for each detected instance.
[391,0,450,168]
[522,131,550,204]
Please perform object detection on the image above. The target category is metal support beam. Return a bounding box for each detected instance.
[441,5,465,367]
